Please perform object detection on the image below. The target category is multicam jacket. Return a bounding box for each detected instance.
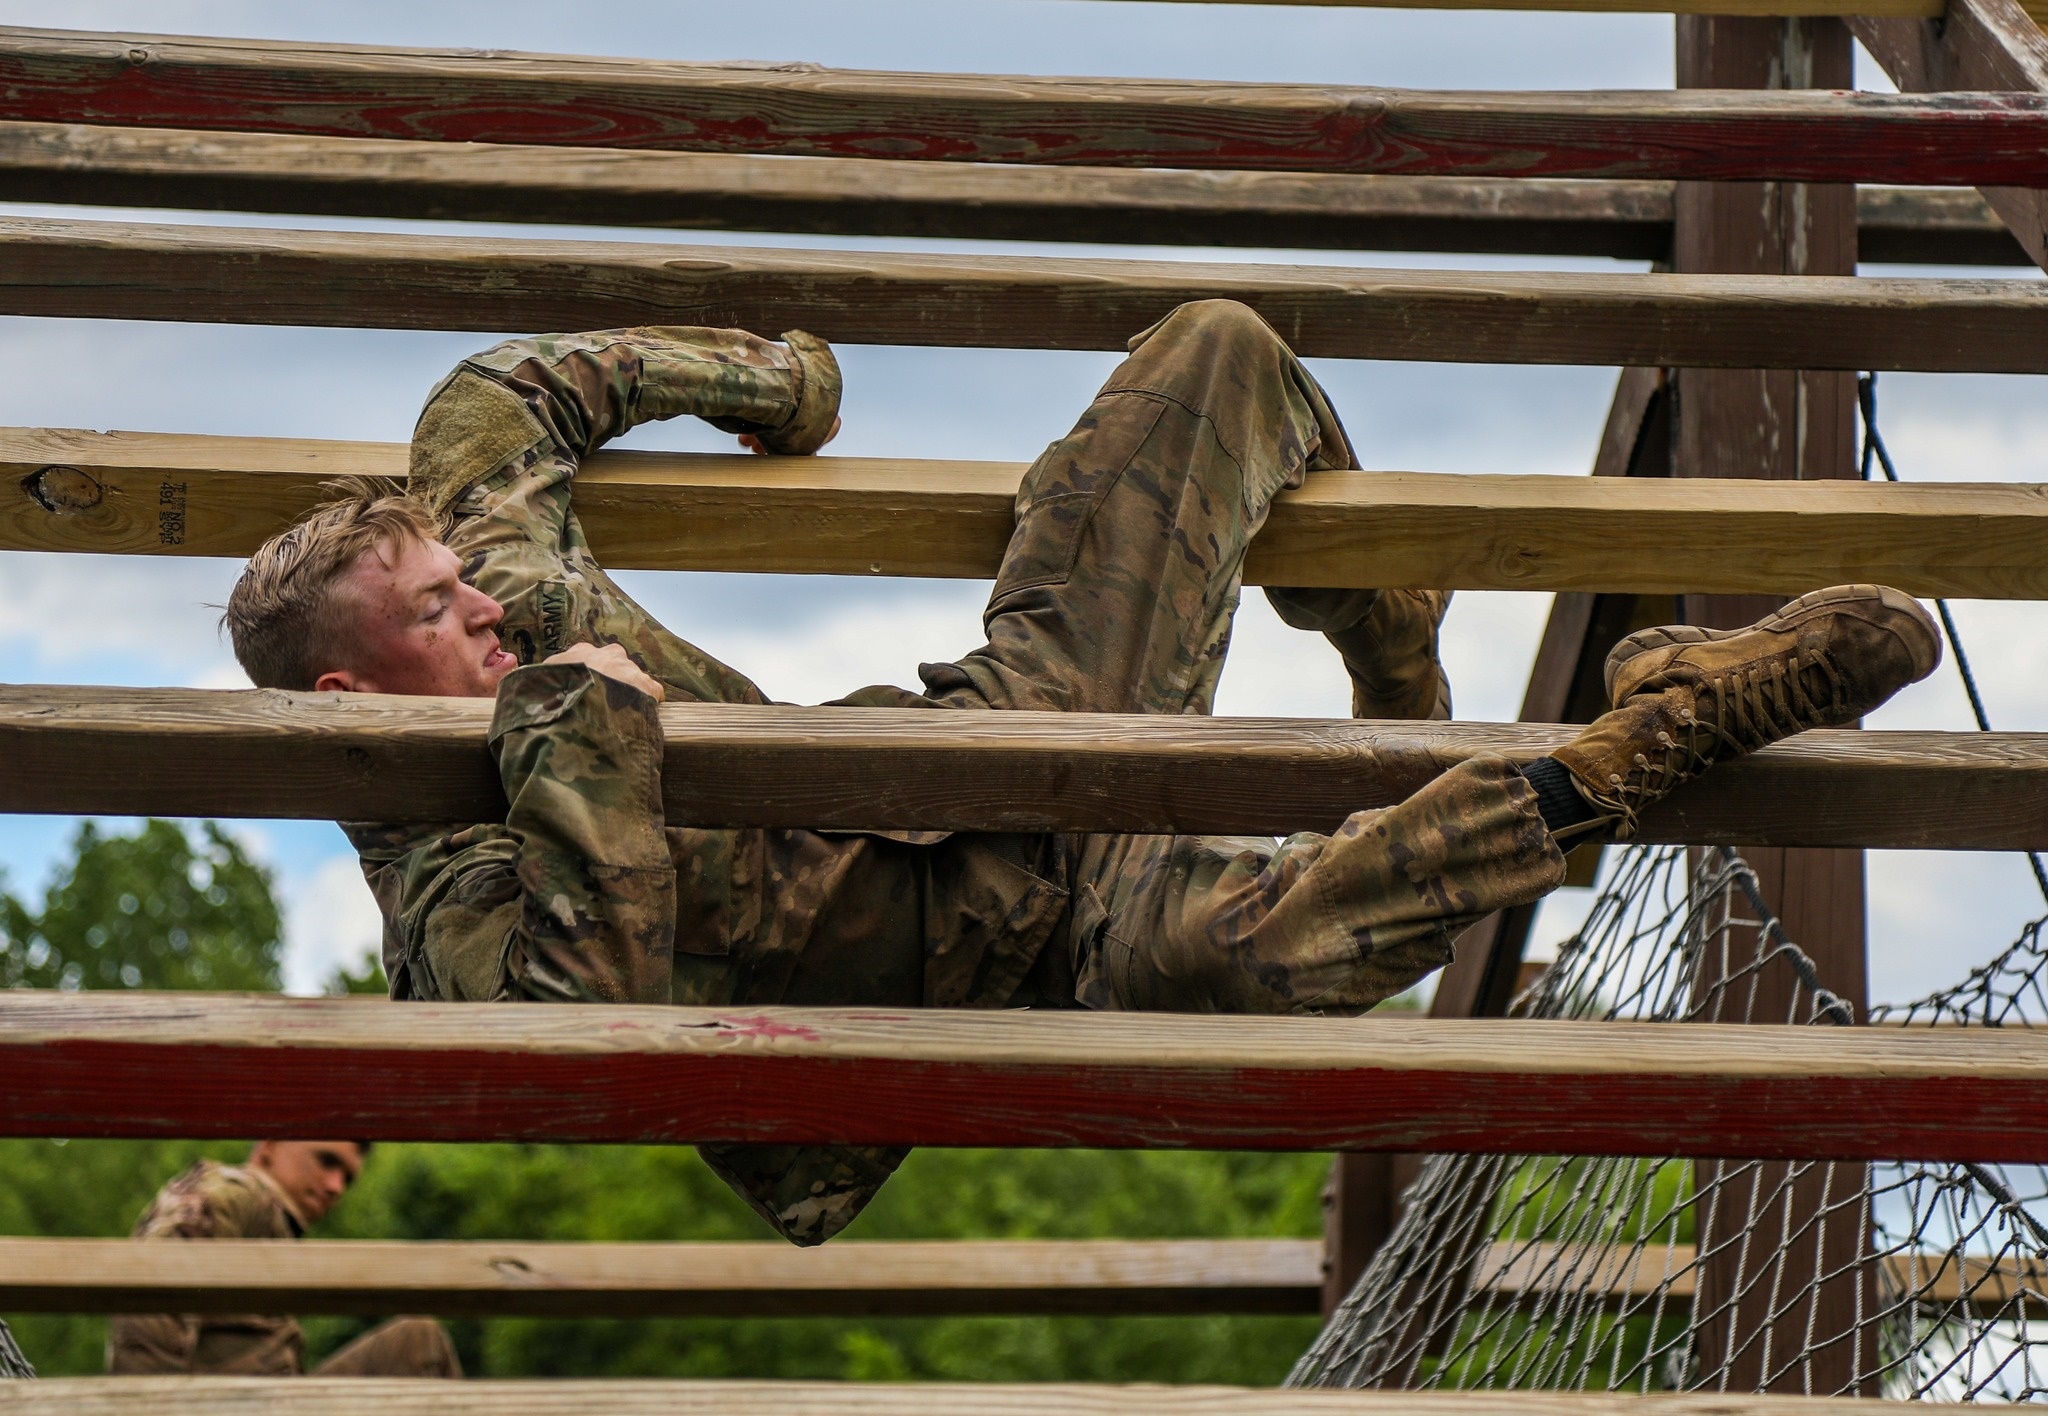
[345,328,1067,1245]
[106,1161,305,1376]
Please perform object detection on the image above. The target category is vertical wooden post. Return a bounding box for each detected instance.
[1673,14,1874,1396]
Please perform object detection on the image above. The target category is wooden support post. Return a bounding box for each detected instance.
[1853,0,2048,272]
[1672,15,1875,1397]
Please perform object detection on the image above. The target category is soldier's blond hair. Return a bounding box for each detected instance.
[223,479,442,691]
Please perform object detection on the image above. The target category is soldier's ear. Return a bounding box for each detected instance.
[313,668,369,694]
[248,1140,274,1169]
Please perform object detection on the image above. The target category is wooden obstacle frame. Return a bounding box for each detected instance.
[2,2,2046,1408]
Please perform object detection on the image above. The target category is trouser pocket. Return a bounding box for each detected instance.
[987,394,1167,611]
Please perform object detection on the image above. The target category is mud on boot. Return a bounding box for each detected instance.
[1551,583,1940,840]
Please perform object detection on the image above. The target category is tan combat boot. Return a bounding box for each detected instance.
[1550,584,1940,839]
[1265,586,1453,720]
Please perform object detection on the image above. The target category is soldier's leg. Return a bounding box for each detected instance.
[1068,755,1562,1014]
[919,299,1356,716]
[1068,585,1944,1013]
[311,1317,462,1378]
[1269,587,1455,721]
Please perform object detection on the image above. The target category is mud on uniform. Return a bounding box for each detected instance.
[347,301,1565,1246]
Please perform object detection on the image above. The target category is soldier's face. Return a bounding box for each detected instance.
[314,535,516,698]
[250,1140,364,1227]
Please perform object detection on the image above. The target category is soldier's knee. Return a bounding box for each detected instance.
[1136,299,1281,355]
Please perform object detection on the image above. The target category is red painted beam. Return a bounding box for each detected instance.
[0,26,2044,185]
[5,994,2048,1163]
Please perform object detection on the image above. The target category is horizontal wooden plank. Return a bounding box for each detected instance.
[8,994,2048,1161]
[0,1237,1321,1318]
[1479,1241,2047,1312]
[4,1234,2024,1319]
[2,685,2043,849]
[2,27,2044,185]
[0,121,2024,265]
[0,1378,1930,1415]
[9,428,2048,599]
[5,217,2046,371]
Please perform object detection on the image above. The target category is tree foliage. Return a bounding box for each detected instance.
[0,820,281,992]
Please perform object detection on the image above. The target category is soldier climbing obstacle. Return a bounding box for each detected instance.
[223,300,1940,1246]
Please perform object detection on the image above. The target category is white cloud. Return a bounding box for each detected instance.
[279,853,385,996]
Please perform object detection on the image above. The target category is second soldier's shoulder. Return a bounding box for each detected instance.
[134,1160,294,1241]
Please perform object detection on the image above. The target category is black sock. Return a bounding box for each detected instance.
[1520,756,1602,837]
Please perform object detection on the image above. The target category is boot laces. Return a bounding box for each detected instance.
[1581,651,1847,837]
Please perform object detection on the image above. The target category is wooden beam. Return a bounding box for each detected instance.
[0,1237,1321,1319]
[1474,1241,2046,1313]
[0,1377,1952,1415]
[9,994,2048,1160]
[0,1233,2024,1319]
[1854,0,2048,271]
[0,122,2025,266]
[4,218,2046,371]
[9,429,2048,599]
[1,27,2045,185]
[3,685,2045,848]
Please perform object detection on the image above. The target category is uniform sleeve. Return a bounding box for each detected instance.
[407,325,842,532]
[421,660,678,1005]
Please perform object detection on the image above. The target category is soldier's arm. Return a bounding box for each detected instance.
[409,659,676,1006]
[109,1166,278,1374]
[407,325,842,534]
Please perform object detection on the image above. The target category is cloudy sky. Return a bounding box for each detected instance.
[1,0,2042,1002]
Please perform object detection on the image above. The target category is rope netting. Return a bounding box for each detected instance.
[1291,845,2048,1400]
[0,1318,32,1380]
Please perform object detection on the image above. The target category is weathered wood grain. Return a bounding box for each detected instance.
[0,27,2044,184]
[2,684,2044,848]
[0,121,2023,265]
[7,994,2048,1160]
[0,1377,1943,1415]
[9,428,2048,598]
[1475,1240,2048,1311]
[1855,0,2048,271]
[0,1237,1322,1318]
[5,217,2046,371]
[3,1233,2021,1319]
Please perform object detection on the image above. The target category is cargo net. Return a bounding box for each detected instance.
[0,1318,32,1380]
[1290,843,2048,1401]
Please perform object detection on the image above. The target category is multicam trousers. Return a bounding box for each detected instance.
[919,300,1567,1015]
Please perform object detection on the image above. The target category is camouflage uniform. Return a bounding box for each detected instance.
[348,300,1565,1245]
[106,1161,460,1378]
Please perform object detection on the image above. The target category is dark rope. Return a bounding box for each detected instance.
[1857,374,2048,907]
[0,1317,33,1380]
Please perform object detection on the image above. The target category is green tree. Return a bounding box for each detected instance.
[0,820,281,992]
